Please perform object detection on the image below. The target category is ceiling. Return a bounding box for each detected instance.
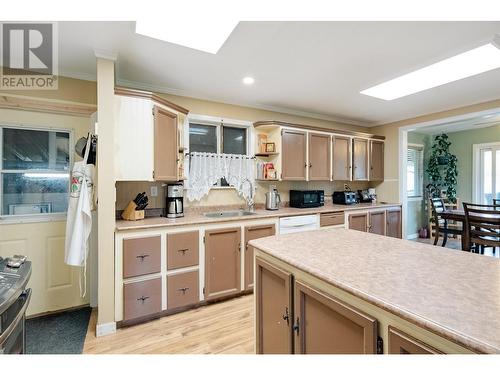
[57,21,500,126]
[411,112,500,135]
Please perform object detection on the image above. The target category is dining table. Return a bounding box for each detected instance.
[440,209,468,250]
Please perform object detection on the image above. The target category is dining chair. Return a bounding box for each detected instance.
[462,202,500,254]
[430,197,462,247]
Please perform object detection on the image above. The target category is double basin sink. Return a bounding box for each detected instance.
[203,210,257,218]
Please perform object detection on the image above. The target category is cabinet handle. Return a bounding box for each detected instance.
[304,163,307,168]
[178,287,190,294]
[309,163,312,168]
[136,254,150,261]
[293,317,300,335]
[137,296,150,303]
[282,307,290,325]
[177,248,189,255]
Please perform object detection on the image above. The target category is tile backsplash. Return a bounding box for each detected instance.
[116,180,378,211]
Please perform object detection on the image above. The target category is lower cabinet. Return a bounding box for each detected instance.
[388,326,442,354]
[244,224,276,291]
[386,208,402,239]
[369,210,386,236]
[348,212,368,232]
[294,280,377,354]
[167,270,199,310]
[204,227,241,300]
[255,258,293,354]
[123,277,162,321]
[348,207,402,239]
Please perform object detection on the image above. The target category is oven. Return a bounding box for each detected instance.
[0,288,31,354]
[289,190,324,208]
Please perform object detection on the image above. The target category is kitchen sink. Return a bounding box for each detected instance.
[203,210,257,218]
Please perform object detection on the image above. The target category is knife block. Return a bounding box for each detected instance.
[121,201,145,221]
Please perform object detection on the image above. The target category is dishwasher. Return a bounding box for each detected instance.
[279,214,320,234]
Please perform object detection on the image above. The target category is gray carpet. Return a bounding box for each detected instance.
[26,307,91,354]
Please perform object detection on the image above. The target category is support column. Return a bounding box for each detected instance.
[95,52,116,336]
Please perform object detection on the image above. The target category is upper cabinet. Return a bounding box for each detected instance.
[332,136,352,181]
[308,133,331,181]
[114,88,189,182]
[281,129,307,181]
[352,138,369,181]
[369,140,384,181]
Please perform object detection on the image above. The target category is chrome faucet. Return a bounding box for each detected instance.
[242,178,255,212]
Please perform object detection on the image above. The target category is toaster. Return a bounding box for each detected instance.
[332,191,357,205]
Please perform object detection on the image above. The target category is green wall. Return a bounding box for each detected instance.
[448,123,500,203]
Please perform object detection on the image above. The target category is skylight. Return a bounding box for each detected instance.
[361,42,500,100]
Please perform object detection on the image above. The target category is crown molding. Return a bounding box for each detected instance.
[115,77,373,128]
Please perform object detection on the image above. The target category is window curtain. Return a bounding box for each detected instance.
[186,152,255,202]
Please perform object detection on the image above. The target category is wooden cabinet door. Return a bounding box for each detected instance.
[282,130,307,180]
[352,138,369,181]
[332,136,352,181]
[244,224,276,291]
[388,326,442,354]
[386,208,402,239]
[153,105,178,181]
[308,133,331,181]
[348,212,368,232]
[370,140,384,181]
[369,210,386,236]
[204,227,241,300]
[294,281,377,354]
[255,258,293,354]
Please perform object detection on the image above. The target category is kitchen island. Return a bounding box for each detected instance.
[249,228,500,354]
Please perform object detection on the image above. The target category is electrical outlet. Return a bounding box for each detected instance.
[343,184,349,191]
[150,185,158,197]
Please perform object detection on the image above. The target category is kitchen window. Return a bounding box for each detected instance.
[0,125,72,219]
[407,144,424,198]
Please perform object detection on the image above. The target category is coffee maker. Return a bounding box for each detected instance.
[166,183,184,218]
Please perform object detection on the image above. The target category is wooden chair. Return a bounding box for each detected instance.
[462,202,500,254]
[494,198,500,206]
[429,197,462,247]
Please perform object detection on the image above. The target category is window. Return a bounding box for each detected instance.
[1,126,71,217]
[407,144,424,198]
[188,119,249,187]
[473,142,500,204]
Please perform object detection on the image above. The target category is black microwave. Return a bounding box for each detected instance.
[289,190,324,208]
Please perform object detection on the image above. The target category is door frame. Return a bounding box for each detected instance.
[472,141,500,204]
[397,106,500,239]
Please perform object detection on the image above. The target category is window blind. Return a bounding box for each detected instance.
[407,145,424,197]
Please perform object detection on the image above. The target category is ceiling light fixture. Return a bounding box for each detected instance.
[242,76,255,85]
[135,20,238,54]
[361,40,500,101]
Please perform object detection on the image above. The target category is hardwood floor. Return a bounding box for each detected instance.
[413,237,499,258]
[83,295,255,354]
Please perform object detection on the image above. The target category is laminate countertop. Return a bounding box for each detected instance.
[249,228,500,354]
[115,202,401,231]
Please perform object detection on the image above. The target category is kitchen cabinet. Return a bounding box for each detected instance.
[388,326,442,354]
[281,129,307,180]
[352,138,369,181]
[332,136,352,181]
[293,280,377,354]
[348,212,368,232]
[320,212,344,227]
[167,271,199,310]
[204,227,241,300]
[244,224,276,291]
[122,236,161,278]
[123,277,162,321]
[386,207,402,239]
[369,210,386,236]
[370,140,384,181]
[308,133,331,181]
[114,90,188,181]
[255,258,293,354]
[167,231,199,270]
[153,106,178,181]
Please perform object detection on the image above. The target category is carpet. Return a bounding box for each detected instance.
[26,306,91,354]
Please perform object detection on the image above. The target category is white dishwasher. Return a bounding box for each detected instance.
[279,214,320,234]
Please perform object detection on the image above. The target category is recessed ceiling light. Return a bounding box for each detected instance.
[361,42,500,100]
[242,77,255,85]
[135,20,237,54]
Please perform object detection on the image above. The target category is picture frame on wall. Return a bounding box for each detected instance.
[265,142,276,153]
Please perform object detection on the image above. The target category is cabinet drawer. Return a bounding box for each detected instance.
[167,271,199,309]
[167,231,199,270]
[123,236,161,278]
[123,277,162,321]
[320,212,345,227]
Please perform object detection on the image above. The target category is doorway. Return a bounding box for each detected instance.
[473,142,500,204]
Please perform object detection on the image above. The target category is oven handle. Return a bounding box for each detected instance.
[0,288,32,347]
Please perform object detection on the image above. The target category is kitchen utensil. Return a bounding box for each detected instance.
[265,185,281,210]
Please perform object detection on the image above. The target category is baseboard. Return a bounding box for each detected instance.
[96,321,116,337]
[406,233,419,240]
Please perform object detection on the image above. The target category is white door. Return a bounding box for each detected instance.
[475,143,500,204]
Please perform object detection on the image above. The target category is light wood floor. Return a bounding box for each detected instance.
[83,295,255,354]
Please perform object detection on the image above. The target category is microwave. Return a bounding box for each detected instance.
[289,190,324,208]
